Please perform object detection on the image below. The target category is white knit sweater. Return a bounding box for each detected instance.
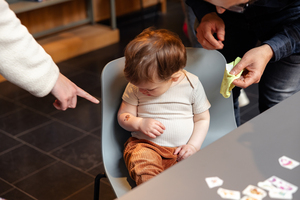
[0,0,59,97]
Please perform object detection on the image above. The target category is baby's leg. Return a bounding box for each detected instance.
[124,137,178,185]
[125,143,163,185]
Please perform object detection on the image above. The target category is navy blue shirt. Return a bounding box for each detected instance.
[186,0,300,61]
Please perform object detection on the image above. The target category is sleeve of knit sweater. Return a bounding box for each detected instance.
[0,0,59,97]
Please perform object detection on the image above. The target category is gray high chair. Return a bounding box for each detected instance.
[94,48,237,200]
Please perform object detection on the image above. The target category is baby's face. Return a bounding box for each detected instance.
[134,78,173,97]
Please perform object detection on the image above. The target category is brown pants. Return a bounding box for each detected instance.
[123,137,178,186]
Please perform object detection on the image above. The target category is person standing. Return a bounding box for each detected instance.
[0,0,99,110]
[186,0,300,125]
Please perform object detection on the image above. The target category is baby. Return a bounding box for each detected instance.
[117,28,210,185]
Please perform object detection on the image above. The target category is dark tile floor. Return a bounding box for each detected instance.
[0,0,260,199]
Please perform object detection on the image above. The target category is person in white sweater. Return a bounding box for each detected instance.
[117,28,210,185]
[0,0,99,110]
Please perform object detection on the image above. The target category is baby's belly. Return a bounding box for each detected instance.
[131,118,194,147]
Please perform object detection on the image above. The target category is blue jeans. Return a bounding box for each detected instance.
[217,11,300,126]
[259,53,300,112]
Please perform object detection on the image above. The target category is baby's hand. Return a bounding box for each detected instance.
[138,118,165,138]
[174,144,198,162]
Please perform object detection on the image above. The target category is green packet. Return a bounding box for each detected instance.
[220,57,243,98]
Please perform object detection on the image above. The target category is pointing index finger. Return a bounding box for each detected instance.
[76,86,100,104]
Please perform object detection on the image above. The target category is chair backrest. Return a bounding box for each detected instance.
[100,48,237,198]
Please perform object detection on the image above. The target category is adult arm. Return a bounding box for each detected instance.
[231,18,300,88]
[263,17,300,62]
[231,7,300,88]
[0,1,99,109]
[0,1,59,97]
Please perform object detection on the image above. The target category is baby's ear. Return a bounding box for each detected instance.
[171,71,182,82]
